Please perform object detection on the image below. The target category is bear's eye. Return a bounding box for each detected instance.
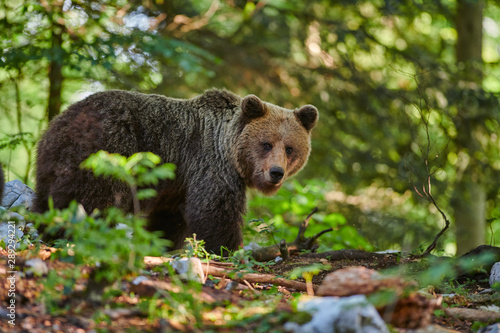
[286,147,293,155]
[263,143,273,151]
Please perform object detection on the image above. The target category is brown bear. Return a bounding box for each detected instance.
[34,89,318,253]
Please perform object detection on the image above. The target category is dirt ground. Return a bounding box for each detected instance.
[0,246,497,332]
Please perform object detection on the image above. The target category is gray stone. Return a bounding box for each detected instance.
[478,323,500,333]
[132,276,149,285]
[169,257,205,283]
[116,222,133,239]
[0,222,24,249]
[1,180,35,210]
[25,258,49,276]
[243,242,261,251]
[3,211,26,226]
[284,295,389,333]
[225,281,239,291]
[24,223,39,239]
[489,262,500,287]
[0,213,40,248]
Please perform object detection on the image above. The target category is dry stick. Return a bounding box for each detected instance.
[206,263,314,292]
[251,207,323,261]
[420,189,450,257]
[295,207,319,244]
[415,174,450,257]
[231,272,316,292]
[144,256,315,292]
[307,228,333,248]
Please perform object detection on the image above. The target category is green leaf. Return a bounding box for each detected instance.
[137,188,158,200]
[289,263,331,280]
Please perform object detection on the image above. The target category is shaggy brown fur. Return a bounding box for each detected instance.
[34,89,318,252]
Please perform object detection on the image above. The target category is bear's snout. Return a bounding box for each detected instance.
[269,166,285,183]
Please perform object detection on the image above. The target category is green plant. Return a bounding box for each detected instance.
[31,151,175,307]
[289,263,331,296]
[184,234,217,260]
[31,201,169,303]
[138,262,206,328]
[246,179,373,252]
[81,150,176,214]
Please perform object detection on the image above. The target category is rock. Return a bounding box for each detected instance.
[489,262,500,287]
[317,267,439,329]
[225,281,239,291]
[317,266,411,297]
[379,292,441,329]
[115,223,133,239]
[24,223,39,239]
[1,211,27,229]
[0,222,24,249]
[403,325,462,332]
[478,323,500,333]
[1,180,35,210]
[132,275,150,285]
[0,212,39,249]
[284,295,389,333]
[25,258,49,276]
[243,242,261,251]
[169,257,205,283]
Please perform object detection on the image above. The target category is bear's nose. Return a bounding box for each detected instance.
[269,166,284,183]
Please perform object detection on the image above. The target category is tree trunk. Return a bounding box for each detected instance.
[47,22,64,122]
[453,0,485,256]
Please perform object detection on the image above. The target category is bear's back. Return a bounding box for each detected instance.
[38,89,243,181]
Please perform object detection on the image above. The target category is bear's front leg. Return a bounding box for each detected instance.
[184,184,246,254]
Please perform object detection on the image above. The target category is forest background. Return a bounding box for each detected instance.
[1,0,500,256]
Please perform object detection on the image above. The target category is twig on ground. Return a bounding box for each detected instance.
[144,256,316,292]
[294,207,319,244]
[251,207,333,262]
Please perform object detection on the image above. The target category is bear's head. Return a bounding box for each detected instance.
[235,94,318,195]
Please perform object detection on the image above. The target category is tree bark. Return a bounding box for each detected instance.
[453,0,485,255]
[47,21,64,122]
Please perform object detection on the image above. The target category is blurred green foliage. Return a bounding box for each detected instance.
[31,200,169,309]
[245,180,374,251]
[1,0,500,251]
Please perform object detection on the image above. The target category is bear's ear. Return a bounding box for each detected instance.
[241,95,267,121]
[294,105,318,131]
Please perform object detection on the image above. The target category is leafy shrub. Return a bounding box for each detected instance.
[245,179,373,252]
[30,151,174,308]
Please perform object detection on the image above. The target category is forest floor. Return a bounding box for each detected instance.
[1,245,499,333]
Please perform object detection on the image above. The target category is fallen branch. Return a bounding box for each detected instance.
[300,249,395,261]
[144,256,315,292]
[251,207,333,262]
[444,307,500,323]
[229,271,318,292]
